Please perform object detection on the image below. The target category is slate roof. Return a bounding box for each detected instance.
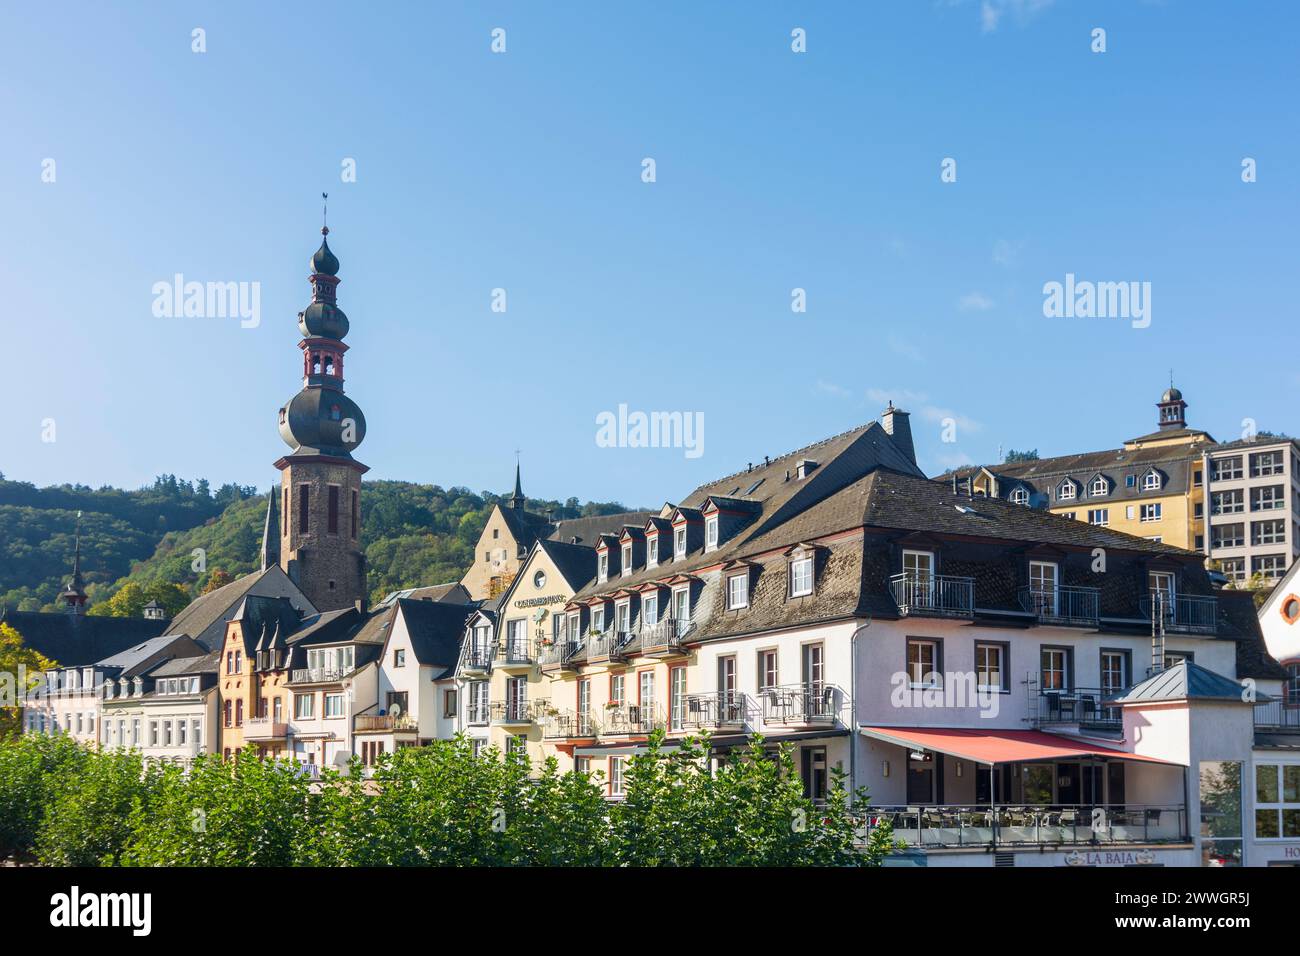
[96,634,207,679]
[0,607,170,667]
[1206,434,1300,454]
[148,650,220,677]
[1218,589,1289,680]
[1118,660,1250,703]
[394,598,478,675]
[285,606,365,647]
[547,511,657,546]
[164,565,313,651]
[537,538,600,591]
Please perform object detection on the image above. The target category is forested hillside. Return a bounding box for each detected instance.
[0,473,633,612]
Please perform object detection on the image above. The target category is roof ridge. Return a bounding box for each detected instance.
[692,421,877,489]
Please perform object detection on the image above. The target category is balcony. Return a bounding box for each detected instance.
[461,643,495,675]
[1029,685,1128,732]
[638,618,687,656]
[683,692,746,731]
[290,665,355,684]
[490,699,546,726]
[466,702,490,726]
[496,637,536,669]
[601,702,665,735]
[862,804,1188,849]
[539,639,581,672]
[1140,592,1218,635]
[1017,585,1100,627]
[242,717,288,741]
[585,629,634,664]
[1254,699,1300,733]
[760,682,840,726]
[890,574,974,619]
[354,713,418,733]
[543,709,599,739]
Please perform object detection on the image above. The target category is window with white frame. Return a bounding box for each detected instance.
[621,543,632,575]
[907,639,940,688]
[598,552,608,582]
[1252,485,1285,511]
[705,515,719,551]
[673,587,690,625]
[1142,470,1162,491]
[295,693,315,719]
[1089,476,1109,497]
[674,527,687,558]
[642,593,658,627]
[646,534,658,567]
[789,554,814,597]
[1057,480,1077,501]
[975,642,1006,692]
[324,693,345,718]
[1212,489,1244,514]
[1253,554,1287,579]
[1212,456,1243,481]
[726,572,749,610]
[1254,764,1300,839]
[1009,486,1029,506]
[1029,560,1059,615]
[1252,519,1286,545]
[609,756,626,797]
[1212,523,1245,549]
[1219,557,1246,582]
[1087,508,1109,526]
[1040,647,1070,691]
[1140,502,1162,522]
[1101,650,1128,693]
[1250,451,1285,478]
[759,649,778,691]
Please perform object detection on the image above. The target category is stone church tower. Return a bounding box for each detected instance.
[274,226,368,612]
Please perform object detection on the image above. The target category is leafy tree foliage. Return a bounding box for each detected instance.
[86,580,190,618]
[1003,449,1040,463]
[0,623,54,740]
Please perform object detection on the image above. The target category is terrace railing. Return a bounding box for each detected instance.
[890,574,975,618]
[1254,698,1300,732]
[760,682,840,725]
[601,702,665,735]
[1017,585,1101,627]
[861,804,1188,849]
[1140,592,1218,635]
[682,692,747,731]
[1029,684,1129,731]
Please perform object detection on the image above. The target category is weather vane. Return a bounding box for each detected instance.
[322,192,329,234]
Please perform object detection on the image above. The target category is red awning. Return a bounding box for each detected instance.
[860,726,1183,766]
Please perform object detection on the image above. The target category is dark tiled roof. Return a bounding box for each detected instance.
[0,608,169,667]
[395,598,477,671]
[498,505,551,546]
[1207,435,1300,454]
[148,650,220,677]
[164,566,312,651]
[1218,589,1289,680]
[1124,427,1214,445]
[547,511,657,546]
[285,606,365,647]
[95,634,207,678]
[537,538,599,592]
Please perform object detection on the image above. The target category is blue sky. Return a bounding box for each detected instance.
[2,1,1297,508]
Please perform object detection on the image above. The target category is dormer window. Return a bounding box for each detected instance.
[1057,480,1077,501]
[726,572,749,610]
[646,533,659,568]
[796,459,817,479]
[705,515,719,551]
[622,543,632,576]
[1089,475,1109,497]
[598,552,609,583]
[789,554,814,598]
[592,605,606,633]
[675,527,687,558]
[1142,470,1162,491]
[1009,486,1029,506]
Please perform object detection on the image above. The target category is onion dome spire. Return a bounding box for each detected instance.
[60,511,88,614]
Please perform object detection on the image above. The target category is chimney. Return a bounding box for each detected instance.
[354,597,368,614]
[881,401,916,467]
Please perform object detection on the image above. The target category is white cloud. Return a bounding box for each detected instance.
[958,291,994,312]
[992,239,1024,267]
[866,387,983,435]
[815,379,852,399]
[979,0,1055,33]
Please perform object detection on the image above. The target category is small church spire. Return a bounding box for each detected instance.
[509,453,525,510]
[60,511,88,614]
[261,490,280,572]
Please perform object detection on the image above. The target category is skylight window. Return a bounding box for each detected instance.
[745,478,764,495]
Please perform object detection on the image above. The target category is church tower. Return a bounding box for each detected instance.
[274,223,368,612]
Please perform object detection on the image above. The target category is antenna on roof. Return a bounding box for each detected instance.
[321,192,329,234]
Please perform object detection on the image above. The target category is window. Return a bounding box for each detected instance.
[670,666,686,731]
[1125,474,1137,488]
[223,700,232,727]
[1254,764,1300,839]
[1212,489,1244,514]
[1057,480,1076,501]
[615,602,630,635]
[1100,650,1129,693]
[469,681,489,724]
[131,718,140,746]
[149,721,159,746]
[906,639,941,688]
[1219,557,1246,582]
[610,674,625,706]
[1040,647,1070,691]
[975,642,1007,692]
[1212,523,1245,549]
[1251,451,1285,477]
[274,698,283,723]
[1089,476,1108,497]
[1193,468,1202,488]
[621,543,632,575]
[1200,761,1243,866]
[1252,485,1285,511]
[674,527,687,558]
[592,606,605,633]
[394,648,406,668]
[324,693,345,718]
[298,484,310,534]
[443,689,457,718]
[533,569,546,589]
[646,534,658,568]
[327,485,339,534]
[1087,508,1109,526]
[789,555,814,598]
[598,552,608,582]
[642,593,658,627]
[759,649,778,691]
[235,699,243,726]
[673,587,690,625]
[1009,486,1029,506]
[610,756,626,797]
[1029,560,1059,615]
[1140,502,1162,522]
[575,756,591,776]
[1142,470,1162,491]
[1253,554,1287,579]
[726,572,749,609]
[578,679,592,731]
[1212,456,1243,481]
[295,693,315,719]
[705,515,719,551]
[638,671,655,710]
[1252,519,1286,545]
[164,721,174,747]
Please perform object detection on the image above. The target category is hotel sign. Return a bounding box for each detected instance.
[1064,849,1157,867]
[515,594,568,609]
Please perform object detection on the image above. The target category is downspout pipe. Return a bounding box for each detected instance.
[849,619,871,803]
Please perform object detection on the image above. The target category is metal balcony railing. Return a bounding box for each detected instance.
[1254,699,1300,732]
[861,804,1188,849]
[1140,592,1218,635]
[542,710,600,739]
[290,664,355,684]
[890,574,975,618]
[242,717,288,740]
[539,639,582,669]
[490,699,545,725]
[601,702,665,735]
[760,682,840,725]
[354,713,418,732]
[466,702,491,726]
[1017,585,1100,626]
[461,642,495,672]
[497,637,535,666]
[682,691,746,730]
[586,629,634,663]
[1029,685,1129,730]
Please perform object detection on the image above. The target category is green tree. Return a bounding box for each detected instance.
[1004,448,1039,463]
[36,747,161,866]
[0,734,86,860]
[0,622,54,740]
